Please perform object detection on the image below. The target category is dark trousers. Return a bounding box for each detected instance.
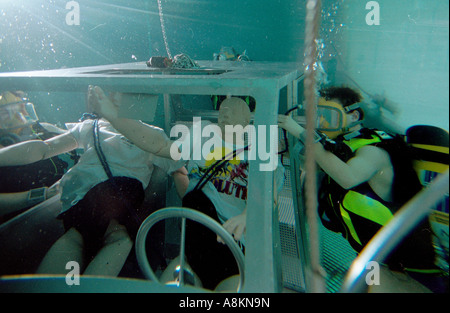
[60,177,145,263]
[182,190,240,290]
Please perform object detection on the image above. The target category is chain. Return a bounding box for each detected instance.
[157,0,172,59]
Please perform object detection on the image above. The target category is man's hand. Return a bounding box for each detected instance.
[217,211,246,244]
[278,114,304,139]
[88,85,119,120]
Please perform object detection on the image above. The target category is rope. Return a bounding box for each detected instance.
[157,0,172,59]
[303,0,327,293]
[171,53,200,69]
[156,1,200,69]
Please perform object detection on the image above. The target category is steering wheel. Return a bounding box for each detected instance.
[135,207,245,292]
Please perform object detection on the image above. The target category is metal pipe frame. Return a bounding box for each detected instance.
[0,60,303,293]
[341,170,449,293]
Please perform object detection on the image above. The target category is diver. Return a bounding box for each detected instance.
[0,86,188,277]
[0,91,74,224]
[278,86,445,292]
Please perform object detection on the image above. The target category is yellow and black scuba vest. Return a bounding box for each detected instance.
[318,128,439,271]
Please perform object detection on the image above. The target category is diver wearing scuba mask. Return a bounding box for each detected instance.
[315,97,363,139]
[278,88,365,144]
[0,91,69,145]
[278,86,442,292]
[0,91,72,224]
[0,91,40,146]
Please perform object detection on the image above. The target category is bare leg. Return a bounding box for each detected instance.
[36,227,85,274]
[83,219,133,277]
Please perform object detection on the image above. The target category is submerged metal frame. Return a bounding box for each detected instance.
[0,60,303,292]
[341,170,449,293]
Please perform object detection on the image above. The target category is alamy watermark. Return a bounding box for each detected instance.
[366,1,380,26]
[169,117,279,172]
[65,261,80,286]
[64,2,381,27]
[63,259,381,287]
[365,261,380,286]
[65,1,80,26]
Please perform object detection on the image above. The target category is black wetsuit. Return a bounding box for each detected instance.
[0,123,70,223]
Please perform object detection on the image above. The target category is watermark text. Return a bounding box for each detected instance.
[365,261,380,286]
[366,1,380,26]
[66,1,80,26]
[65,261,80,286]
[170,117,279,172]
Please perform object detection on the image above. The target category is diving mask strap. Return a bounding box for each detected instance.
[341,120,364,135]
[343,102,361,113]
[342,102,363,132]
[343,130,361,141]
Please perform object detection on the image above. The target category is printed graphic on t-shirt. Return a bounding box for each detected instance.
[189,146,248,200]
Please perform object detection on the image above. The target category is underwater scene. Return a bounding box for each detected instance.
[0,0,448,296]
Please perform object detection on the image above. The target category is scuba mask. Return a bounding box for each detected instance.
[316,98,361,139]
[0,91,39,134]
